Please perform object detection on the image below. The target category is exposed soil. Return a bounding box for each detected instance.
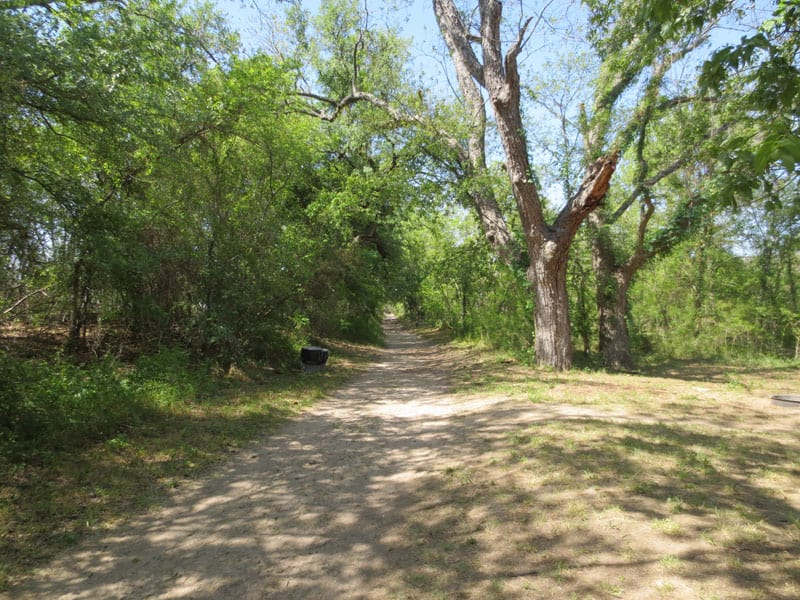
[4,317,484,598]
[4,317,799,599]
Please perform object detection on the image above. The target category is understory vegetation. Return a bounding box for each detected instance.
[0,339,372,589]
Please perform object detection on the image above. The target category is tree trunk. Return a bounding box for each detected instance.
[692,237,708,337]
[596,271,634,370]
[525,156,616,370]
[784,253,798,309]
[571,258,593,356]
[784,249,800,360]
[529,244,573,370]
[472,185,515,264]
[591,225,635,370]
[68,259,83,350]
[66,257,90,353]
[447,24,516,266]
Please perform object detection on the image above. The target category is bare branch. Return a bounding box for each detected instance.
[505,0,556,73]
[1,0,114,9]
[506,16,534,71]
[352,29,365,94]
[656,95,719,111]
[626,193,656,275]
[2,287,50,317]
[293,90,467,162]
[297,91,339,109]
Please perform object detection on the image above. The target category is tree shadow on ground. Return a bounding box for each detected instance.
[640,358,800,385]
[6,320,800,599]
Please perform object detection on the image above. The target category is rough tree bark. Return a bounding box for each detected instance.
[449,33,516,264]
[590,220,636,370]
[434,0,618,369]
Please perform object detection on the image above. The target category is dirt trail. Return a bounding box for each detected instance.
[6,317,520,599]
[8,318,800,599]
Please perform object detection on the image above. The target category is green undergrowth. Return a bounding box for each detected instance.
[0,342,372,590]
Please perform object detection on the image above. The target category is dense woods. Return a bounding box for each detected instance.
[1,0,798,450]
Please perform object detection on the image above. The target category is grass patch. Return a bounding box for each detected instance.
[396,342,800,599]
[0,340,372,590]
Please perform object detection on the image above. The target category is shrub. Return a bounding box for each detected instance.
[0,347,218,460]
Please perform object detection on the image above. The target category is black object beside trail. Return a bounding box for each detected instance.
[301,346,329,372]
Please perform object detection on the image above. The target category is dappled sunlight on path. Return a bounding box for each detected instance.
[7,316,799,599]
[5,316,520,598]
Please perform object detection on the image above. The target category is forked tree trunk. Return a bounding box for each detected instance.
[588,174,701,370]
[521,155,617,370]
[433,0,617,369]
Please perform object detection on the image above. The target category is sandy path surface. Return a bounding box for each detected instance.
[8,317,799,599]
[8,317,530,599]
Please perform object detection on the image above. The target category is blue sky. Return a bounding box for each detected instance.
[211,0,775,104]
[213,1,441,59]
[212,0,451,86]
[212,0,776,64]
[209,0,778,209]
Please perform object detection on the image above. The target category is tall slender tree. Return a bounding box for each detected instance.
[432,0,621,369]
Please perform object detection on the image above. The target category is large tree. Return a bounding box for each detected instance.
[432,0,620,369]
[585,0,799,369]
[430,0,762,369]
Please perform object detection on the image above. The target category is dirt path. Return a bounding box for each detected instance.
[6,317,517,599]
[7,317,800,599]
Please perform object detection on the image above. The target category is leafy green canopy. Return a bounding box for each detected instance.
[0,0,412,367]
[701,0,800,192]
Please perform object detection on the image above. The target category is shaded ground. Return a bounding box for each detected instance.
[5,317,800,599]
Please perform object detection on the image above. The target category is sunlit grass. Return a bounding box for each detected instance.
[397,342,800,599]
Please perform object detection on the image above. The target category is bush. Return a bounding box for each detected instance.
[0,347,218,460]
[0,353,146,456]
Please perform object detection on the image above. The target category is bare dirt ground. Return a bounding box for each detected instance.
[6,317,497,599]
[5,317,800,599]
